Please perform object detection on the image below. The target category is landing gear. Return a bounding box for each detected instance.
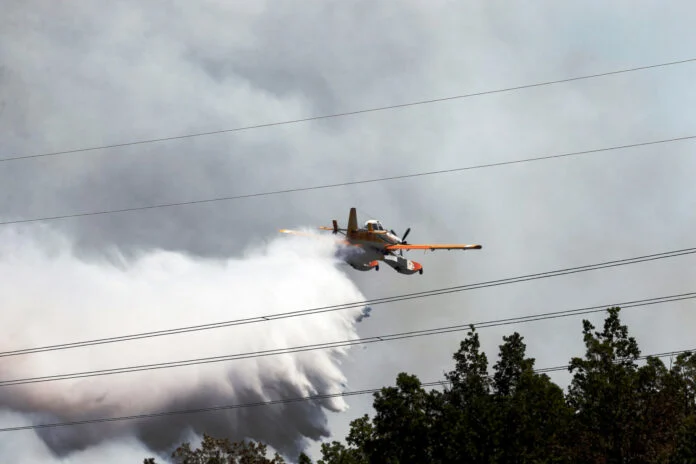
[375,265,379,271]
[419,269,423,275]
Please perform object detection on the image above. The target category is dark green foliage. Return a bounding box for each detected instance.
[317,438,367,464]
[438,326,495,463]
[566,307,643,461]
[669,352,696,463]
[363,373,442,463]
[315,415,373,464]
[319,308,696,464]
[146,308,696,464]
[490,332,573,462]
[144,433,285,463]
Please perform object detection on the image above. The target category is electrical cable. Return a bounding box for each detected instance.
[2,247,694,359]
[1,289,693,388]
[2,57,695,164]
[2,134,695,226]
[0,348,691,433]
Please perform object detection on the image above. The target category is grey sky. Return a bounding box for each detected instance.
[2,0,696,462]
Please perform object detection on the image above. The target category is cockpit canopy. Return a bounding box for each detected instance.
[365,220,385,231]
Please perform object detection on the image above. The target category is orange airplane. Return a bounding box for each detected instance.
[280,207,482,275]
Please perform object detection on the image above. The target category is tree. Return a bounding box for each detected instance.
[145,307,696,464]
[317,415,372,464]
[672,413,696,464]
[669,351,696,463]
[491,332,573,462]
[362,373,440,463]
[437,325,495,463]
[567,307,646,462]
[493,332,534,397]
[318,440,366,464]
[144,433,286,464]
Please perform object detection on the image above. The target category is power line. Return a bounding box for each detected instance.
[0,348,691,433]
[1,288,693,388]
[532,349,693,375]
[2,247,694,359]
[2,134,695,226]
[2,57,695,164]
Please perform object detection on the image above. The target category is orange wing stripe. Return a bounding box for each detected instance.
[385,244,482,251]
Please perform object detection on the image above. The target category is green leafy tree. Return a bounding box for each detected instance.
[672,413,696,464]
[493,332,534,397]
[362,373,441,463]
[491,332,573,462]
[318,441,366,464]
[318,415,371,464]
[437,325,495,463]
[344,415,372,463]
[145,307,696,464]
[567,307,655,462]
[669,351,696,463]
[144,433,285,464]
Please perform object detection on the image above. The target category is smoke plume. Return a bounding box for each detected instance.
[0,226,367,461]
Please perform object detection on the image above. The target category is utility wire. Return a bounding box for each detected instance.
[2,57,695,164]
[1,247,694,360]
[1,246,694,361]
[1,134,695,226]
[0,348,691,433]
[533,349,693,375]
[1,288,693,388]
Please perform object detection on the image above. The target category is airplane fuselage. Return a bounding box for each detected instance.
[342,221,423,275]
[282,207,481,276]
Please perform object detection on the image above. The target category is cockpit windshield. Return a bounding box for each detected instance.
[365,220,384,231]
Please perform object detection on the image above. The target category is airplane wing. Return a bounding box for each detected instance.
[385,244,482,251]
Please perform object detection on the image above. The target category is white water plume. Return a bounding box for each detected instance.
[0,226,367,461]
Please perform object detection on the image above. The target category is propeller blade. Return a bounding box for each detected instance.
[401,227,411,243]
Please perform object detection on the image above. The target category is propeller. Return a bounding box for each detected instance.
[390,227,411,256]
[389,228,411,243]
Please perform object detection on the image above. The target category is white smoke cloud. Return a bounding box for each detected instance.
[0,226,367,461]
[0,410,158,464]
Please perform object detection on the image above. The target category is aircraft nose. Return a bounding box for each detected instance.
[411,260,422,271]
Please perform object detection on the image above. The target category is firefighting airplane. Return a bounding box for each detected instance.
[280,207,482,275]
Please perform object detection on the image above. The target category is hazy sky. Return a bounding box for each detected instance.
[2,1,696,462]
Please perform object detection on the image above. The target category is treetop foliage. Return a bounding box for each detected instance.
[145,308,696,464]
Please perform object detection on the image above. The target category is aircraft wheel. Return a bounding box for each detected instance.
[375,265,379,271]
[419,269,423,275]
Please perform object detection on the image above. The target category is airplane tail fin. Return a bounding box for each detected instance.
[348,207,358,233]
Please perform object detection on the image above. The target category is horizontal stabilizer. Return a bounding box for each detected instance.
[320,225,347,233]
[279,229,352,246]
